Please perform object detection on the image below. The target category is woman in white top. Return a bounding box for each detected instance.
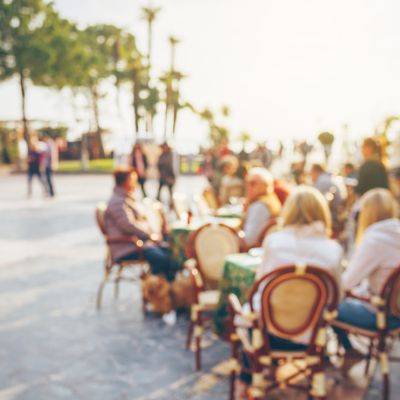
[335,188,400,354]
[256,185,343,347]
[236,186,343,394]
[258,185,342,281]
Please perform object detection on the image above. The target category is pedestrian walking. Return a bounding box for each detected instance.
[130,142,148,197]
[27,141,47,197]
[40,135,56,197]
[157,143,175,206]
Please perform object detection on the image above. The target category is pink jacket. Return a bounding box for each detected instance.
[105,187,152,261]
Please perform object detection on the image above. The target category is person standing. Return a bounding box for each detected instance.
[130,142,148,197]
[40,135,56,197]
[27,141,46,197]
[355,137,389,196]
[157,143,175,205]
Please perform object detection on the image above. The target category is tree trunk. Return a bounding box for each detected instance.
[172,84,180,135]
[90,86,105,159]
[147,21,152,68]
[132,70,140,135]
[19,71,29,146]
[163,102,169,141]
[172,103,178,136]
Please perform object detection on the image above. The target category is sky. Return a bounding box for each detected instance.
[1,0,400,150]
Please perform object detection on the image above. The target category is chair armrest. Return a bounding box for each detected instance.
[237,231,248,252]
[345,290,373,304]
[185,261,204,295]
[228,294,256,352]
[183,258,197,271]
[106,236,143,247]
[346,290,386,309]
[228,294,258,325]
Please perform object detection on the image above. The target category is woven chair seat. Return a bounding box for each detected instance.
[199,290,220,309]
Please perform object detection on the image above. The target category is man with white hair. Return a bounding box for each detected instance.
[242,167,282,248]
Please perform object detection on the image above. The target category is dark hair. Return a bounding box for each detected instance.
[344,162,354,170]
[362,137,382,158]
[311,163,325,173]
[113,167,136,186]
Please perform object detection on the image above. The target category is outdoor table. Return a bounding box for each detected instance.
[213,252,262,338]
[169,217,241,270]
[215,204,243,219]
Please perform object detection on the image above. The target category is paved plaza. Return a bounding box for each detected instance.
[0,173,397,399]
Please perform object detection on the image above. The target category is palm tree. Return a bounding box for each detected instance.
[221,105,230,117]
[160,70,186,139]
[317,131,335,162]
[238,131,251,150]
[141,6,161,69]
[168,35,180,72]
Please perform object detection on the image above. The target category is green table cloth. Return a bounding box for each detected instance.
[213,253,261,338]
[169,217,241,270]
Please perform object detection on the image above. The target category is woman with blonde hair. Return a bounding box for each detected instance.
[335,189,400,357]
[257,185,342,281]
[235,186,343,395]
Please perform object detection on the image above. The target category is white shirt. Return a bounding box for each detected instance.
[248,222,343,344]
[343,218,400,296]
[257,222,343,281]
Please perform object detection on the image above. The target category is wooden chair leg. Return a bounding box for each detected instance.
[364,339,374,376]
[186,321,194,350]
[96,268,111,309]
[309,366,326,400]
[114,266,123,299]
[380,351,390,400]
[194,312,203,370]
[229,339,240,400]
[229,370,236,400]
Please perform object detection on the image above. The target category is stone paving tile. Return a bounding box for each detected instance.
[0,175,398,399]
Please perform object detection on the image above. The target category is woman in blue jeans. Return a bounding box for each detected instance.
[335,189,400,365]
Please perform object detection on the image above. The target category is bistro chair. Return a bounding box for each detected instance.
[184,223,245,370]
[227,264,339,400]
[95,203,149,310]
[331,265,400,400]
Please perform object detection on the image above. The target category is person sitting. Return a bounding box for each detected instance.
[218,155,244,205]
[235,186,343,394]
[335,189,400,367]
[241,167,281,249]
[240,186,342,336]
[105,167,173,279]
[257,185,343,287]
[310,163,346,220]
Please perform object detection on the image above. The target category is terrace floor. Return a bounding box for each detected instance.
[0,173,396,399]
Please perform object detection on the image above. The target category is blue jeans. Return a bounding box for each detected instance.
[335,298,400,350]
[118,246,174,280]
[45,166,55,196]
